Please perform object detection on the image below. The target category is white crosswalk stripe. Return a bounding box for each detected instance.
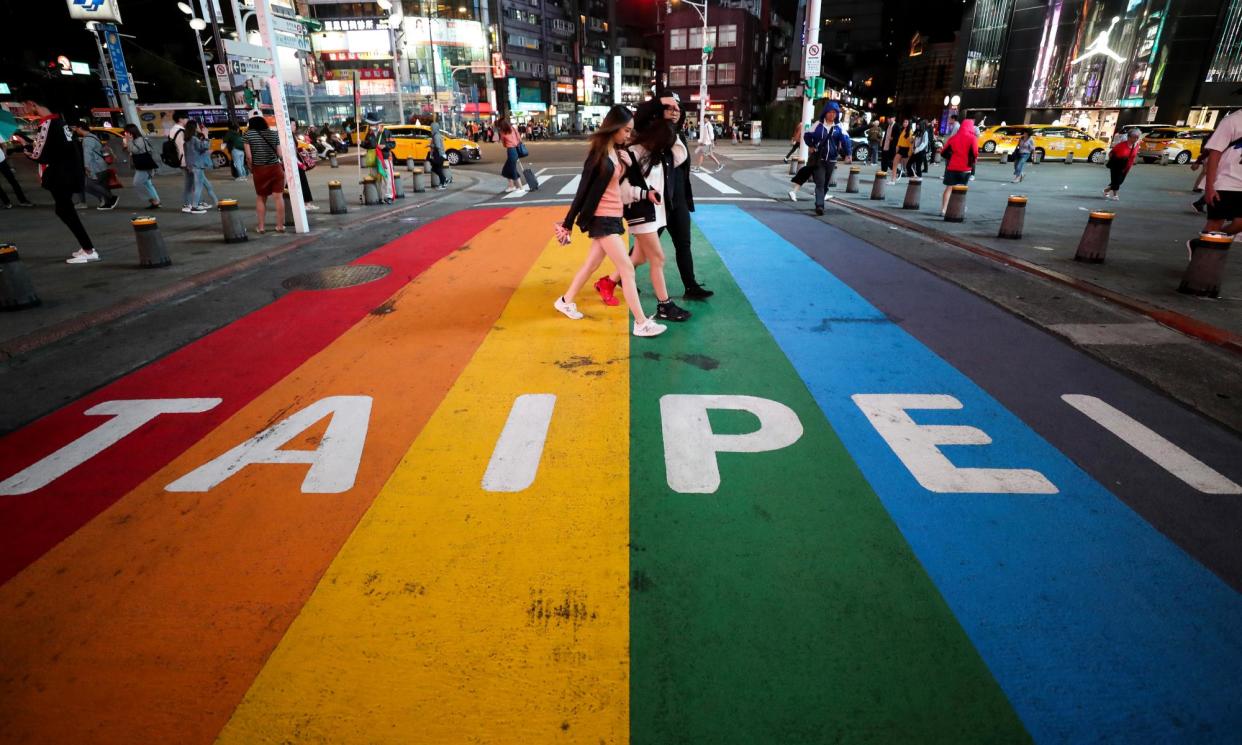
[691,170,741,195]
[557,175,581,195]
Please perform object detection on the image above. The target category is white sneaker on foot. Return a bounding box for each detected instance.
[66,249,100,264]
[787,189,798,202]
[633,319,667,337]
[554,296,584,320]
[504,186,516,193]
[305,203,320,210]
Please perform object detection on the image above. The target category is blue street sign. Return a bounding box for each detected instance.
[102,23,133,96]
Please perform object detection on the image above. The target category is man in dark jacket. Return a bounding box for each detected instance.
[655,90,712,299]
[25,103,99,263]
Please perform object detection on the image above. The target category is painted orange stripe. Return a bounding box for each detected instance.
[0,208,557,744]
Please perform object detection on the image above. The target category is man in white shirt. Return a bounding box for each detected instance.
[693,120,722,172]
[1199,108,1242,238]
[167,110,195,211]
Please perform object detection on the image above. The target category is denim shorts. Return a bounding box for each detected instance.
[588,216,625,238]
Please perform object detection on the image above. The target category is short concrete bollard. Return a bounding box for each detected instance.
[328,151,339,168]
[999,151,1009,164]
[328,180,348,214]
[282,189,295,227]
[870,172,888,200]
[428,168,442,189]
[411,168,425,193]
[1160,152,1170,166]
[1074,210,1115,263]
[902,177,922,210]
[788,158,800,176]
[944,185,969,222]
[218,199,247,243]
[998,195,1027,239]
[393,172,405,199]
[1064,151,1074,164]
[362,176,380,205]
[406,157,417,172]
[442,163,453,185]
[846,166,861,193]
[1179,232,1232,297]
[0,243,40,310]
[132,217,171,268]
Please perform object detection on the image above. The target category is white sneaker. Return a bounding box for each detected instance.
[504,186,516,193]
[181,206,194,213]
[633,319,667,337]
[66,249,100,264]
[554,297,584,320]
[787,189,798,202]
[305,203,320,210]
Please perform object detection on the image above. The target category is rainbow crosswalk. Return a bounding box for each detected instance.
[1,205,1240,743]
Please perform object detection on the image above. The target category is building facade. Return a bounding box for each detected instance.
[952,0,1239,137]
[893,32,957,120]
[663,5,763,131]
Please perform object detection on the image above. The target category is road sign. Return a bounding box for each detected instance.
[805,43,822,77]
[276,32,311,52]
[231,58,274,78]
[224,40,273,62]
[66,0,122,23]
[214,63,233,92]
[102,23,133,96]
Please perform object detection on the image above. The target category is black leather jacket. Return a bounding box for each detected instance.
[562,148,648,232]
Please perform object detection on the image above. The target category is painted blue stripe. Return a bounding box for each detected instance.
[696,204,1242,743]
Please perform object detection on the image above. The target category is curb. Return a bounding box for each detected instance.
[0,195,442,362]
[826,196,1242,356]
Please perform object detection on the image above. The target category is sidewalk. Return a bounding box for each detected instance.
[0,153,490,357]
[739,158,1242,341]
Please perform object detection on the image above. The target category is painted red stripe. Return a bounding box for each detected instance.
[0,208,510,584]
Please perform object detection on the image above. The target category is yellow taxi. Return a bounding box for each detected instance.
[1139,127,1212,164]
[363,124,482,165]
[1025,125,1110,163]
[978,125,1032,154]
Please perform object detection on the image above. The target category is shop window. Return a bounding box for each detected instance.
[689,27,717,50]
[670,65,687,86]
[717,62,736,85]
[1208,0,1242,81]
[688,65,700,86]
[718,25,737,48]
[670,29,687,50]
[963,0,1014,89]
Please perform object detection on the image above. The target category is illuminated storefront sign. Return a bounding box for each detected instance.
[1027,0,1170,110]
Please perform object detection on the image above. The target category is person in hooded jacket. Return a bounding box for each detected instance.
[939,117,978,216]
[804,101,852,215]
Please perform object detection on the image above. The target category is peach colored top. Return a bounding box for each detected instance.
[595,150,623,218]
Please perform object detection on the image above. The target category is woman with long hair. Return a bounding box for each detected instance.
[554,105,667,338]
[497,116,525,192]
[185,120,219,211]
[123,123,160,209]
[890,118,911,184]
[593,97,691,323]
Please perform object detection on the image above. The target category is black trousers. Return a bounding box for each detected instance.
[659,202,698,291]
[51,188,94,250]
[1107,161,1129,192]
[0,161,30,205]
[428,156,447,184]
[299,168,313,202]
[791,161,815,186]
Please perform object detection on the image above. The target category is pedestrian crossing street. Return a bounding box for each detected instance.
[486,167,764,204]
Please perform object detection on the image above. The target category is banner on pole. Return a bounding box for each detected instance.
[102,24,133,95]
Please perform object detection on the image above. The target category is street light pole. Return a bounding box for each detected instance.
[671,1,710,143]
[179,4,215,104]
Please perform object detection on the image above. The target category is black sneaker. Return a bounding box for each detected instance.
[655,299,691,322]
[683,284,714,300]
[98,195,119,211]
[815,206,824,216]
[1191,198,1206,214]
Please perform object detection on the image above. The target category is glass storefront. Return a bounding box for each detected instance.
[963,0,1016,89]
[1027,0,1170,111]
[1207,0,1242,82]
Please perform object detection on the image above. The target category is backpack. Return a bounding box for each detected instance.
[161,129,183,168]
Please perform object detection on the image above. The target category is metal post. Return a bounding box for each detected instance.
[427,13,439,122]
[478,0,497,119]
[205,0,236,120]
[798,0,822,164]
[256,0,309,234]
[193,27,215,104]
[698,2,708,141]
[88,24,120,110]
[298,51,314,124]
[390,24,405,123]
[229,0,244,37]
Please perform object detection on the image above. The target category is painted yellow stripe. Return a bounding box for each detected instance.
[219,222,631,743]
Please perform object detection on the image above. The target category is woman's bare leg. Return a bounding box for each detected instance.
[940,186,952,214]
[255,196,267,229]
[634,232,669,301]
[274,193,286,228]
[609,237,647,284]
[564,241,607,303]
[599,234,646,324]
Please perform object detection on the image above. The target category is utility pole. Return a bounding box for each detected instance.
[797,0,822,165]
[478,0,497,119]
[255,0,309,234]
[205,0,237,119]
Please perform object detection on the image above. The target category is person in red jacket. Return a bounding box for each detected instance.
[939,118,978,216]
[1104,129,1141,200]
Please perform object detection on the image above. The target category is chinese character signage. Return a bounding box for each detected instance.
[320,18,382,32]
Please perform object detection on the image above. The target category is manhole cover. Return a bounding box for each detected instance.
[282,265,390,291]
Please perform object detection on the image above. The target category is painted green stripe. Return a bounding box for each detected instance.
[628,223,1031,743]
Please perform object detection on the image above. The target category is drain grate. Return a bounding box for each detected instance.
[282,264,391,291]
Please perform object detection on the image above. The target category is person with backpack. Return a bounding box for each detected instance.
[72,122,119,211]
[123,123,160,209]
[939,118,978,216]
[162,110,195,211]
[361,113,396,203]
[803,101,852,216]
[243,113,286,233]
[24,103,99,263]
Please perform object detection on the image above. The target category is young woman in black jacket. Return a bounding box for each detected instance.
[554,105,667,337]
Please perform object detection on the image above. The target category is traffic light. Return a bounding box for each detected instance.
[803,76,825,100]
